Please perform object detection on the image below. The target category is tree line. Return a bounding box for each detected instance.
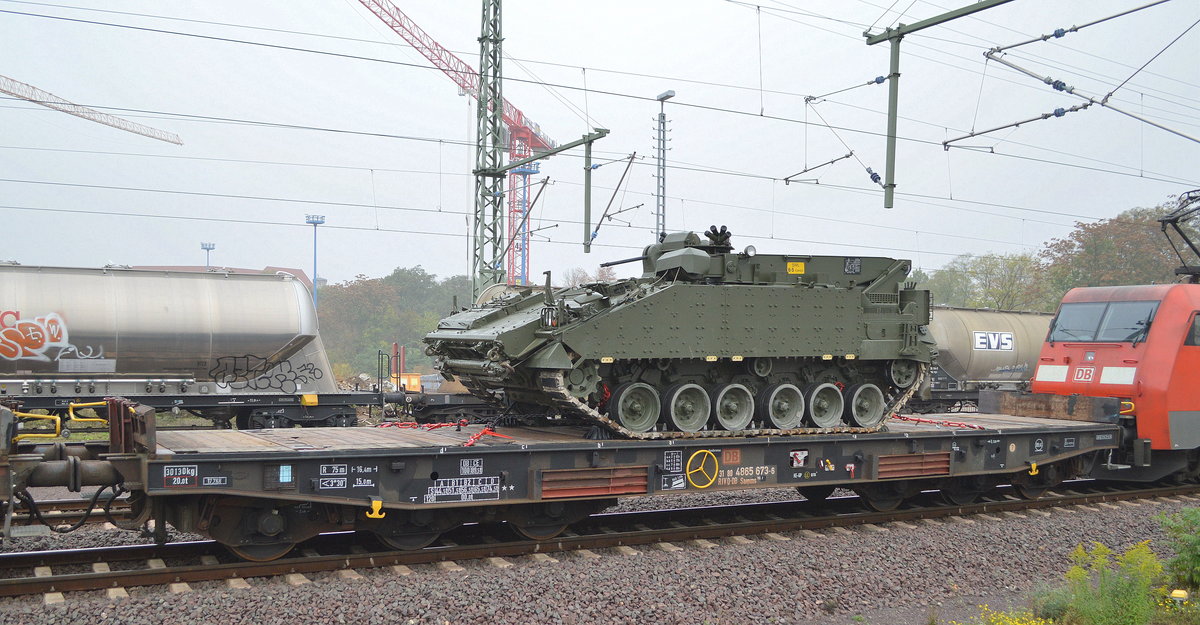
[317,265,619,378]
[317,267,471,378]
[914,197,1194,312]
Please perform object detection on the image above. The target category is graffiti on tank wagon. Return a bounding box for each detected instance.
[0,310,103,362]
[209,355,324,394]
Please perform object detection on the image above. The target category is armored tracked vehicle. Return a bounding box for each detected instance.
[424,227,934,438]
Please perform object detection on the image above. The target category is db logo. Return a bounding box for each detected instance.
[1073,366,1096,382]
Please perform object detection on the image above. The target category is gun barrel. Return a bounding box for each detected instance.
[600,255,647,268]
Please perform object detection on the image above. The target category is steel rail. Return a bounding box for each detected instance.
[8,498,131,526]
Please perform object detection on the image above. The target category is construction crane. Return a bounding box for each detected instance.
[0,74,182,145]
[358,1,554,289]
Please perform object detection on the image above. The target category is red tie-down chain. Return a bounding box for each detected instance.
[375,419,470,430]
[375,419,513,446]
[462,426,514,447]
[890,414,986,430]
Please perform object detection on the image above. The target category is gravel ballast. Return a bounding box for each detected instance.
[0,494,1193,625]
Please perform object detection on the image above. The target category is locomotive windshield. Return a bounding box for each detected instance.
[1048,300,1159,343]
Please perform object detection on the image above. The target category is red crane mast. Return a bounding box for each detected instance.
[358,1,555,285]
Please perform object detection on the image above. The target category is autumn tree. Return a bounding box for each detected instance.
[594,265,617,282]
[914,261,973,308]
[1039,201,1192,303]
[561,267,592,288]
[317,267,470,377]
[916,253,1049,311]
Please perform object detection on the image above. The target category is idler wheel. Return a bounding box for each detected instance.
[804,383,845,428]
[663,384,710,432]
[565,362,601,399]
[889,359,920,389]
[757,383,804,429]
[610,383,662,433]
[227,542,296,562]
[712,384,755,431]
[845,383,887,428]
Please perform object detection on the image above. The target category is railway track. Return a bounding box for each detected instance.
[2,481,1198,600]
[8,498,131,527]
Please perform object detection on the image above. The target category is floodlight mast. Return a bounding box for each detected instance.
[201,242,215,270]
[305,215,325,308]
[654,90,675,239]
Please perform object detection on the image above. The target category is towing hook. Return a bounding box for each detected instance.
[365,496,386,519]
[1027,462,1039,476]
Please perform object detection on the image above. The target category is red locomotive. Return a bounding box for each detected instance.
[1032,283,1199,451]
[1032,190,1200,480]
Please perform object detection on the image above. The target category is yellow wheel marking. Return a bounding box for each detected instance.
[686,449,719,489]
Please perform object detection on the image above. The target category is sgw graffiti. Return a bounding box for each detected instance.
[0,310,101,362]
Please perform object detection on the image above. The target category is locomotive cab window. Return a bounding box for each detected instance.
[1048,302,1106,342]
[1186,312,1200,346]
[1049,301,1158,343]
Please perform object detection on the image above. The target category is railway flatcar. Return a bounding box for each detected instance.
[0,398,1120,560]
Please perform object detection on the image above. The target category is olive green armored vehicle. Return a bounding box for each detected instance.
[424,226,934,438]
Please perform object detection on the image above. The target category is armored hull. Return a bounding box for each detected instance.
[426,228,935,437]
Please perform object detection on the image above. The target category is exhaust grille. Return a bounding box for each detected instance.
[877,452,951,479]
[540,466,648,499]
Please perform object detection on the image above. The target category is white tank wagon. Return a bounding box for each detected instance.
[911,306,1052,412]
[0,265,375,428]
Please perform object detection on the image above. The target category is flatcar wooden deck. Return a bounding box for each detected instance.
[152,412,1114,458]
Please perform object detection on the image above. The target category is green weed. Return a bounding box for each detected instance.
[1160,508,1200,589]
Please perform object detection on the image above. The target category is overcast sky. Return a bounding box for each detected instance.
[1,0,1197,286]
